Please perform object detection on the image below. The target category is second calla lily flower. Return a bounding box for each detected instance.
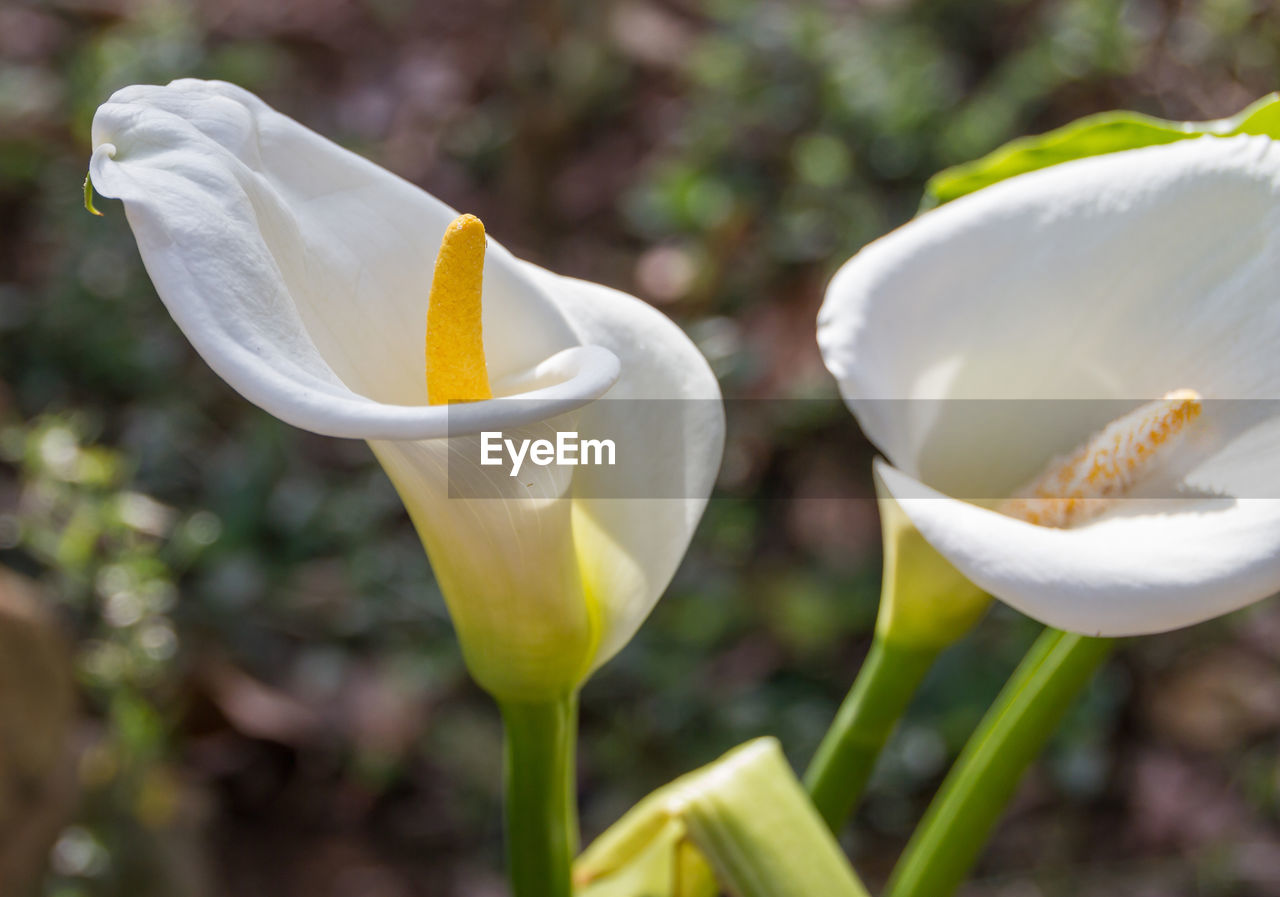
[819,134,1280,637]
[90,79,724,701]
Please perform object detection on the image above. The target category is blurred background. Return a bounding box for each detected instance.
[4,0,1280,895]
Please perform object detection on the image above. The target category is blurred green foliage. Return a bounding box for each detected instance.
[3,414,190,896]
[4,0,1280,895]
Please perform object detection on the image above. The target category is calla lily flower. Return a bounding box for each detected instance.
[819,134,1280,637]
[89,79,723,701]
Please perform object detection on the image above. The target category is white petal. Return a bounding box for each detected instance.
[875,459,1280,636]
[90,79,594,439]
[92,81,721,695]
[371,418,599,700]
[819,136,1280,496]
[522,265,725,672]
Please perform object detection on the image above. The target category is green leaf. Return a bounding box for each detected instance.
[576,738,869,897]
[922,93,1280,210]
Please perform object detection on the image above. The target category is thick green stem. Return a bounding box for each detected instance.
[500,693,579,897]
[886,628,1113,897]
[804,637,940,831]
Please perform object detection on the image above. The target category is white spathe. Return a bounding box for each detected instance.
[91,79,724,700]
[819,135,1280,636]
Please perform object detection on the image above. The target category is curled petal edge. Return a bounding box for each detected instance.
[874,458,1280,636]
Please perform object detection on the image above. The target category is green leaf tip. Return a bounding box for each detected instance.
[84,172,103,217]
[1229,91,1280,138]
[921,93,1280,210]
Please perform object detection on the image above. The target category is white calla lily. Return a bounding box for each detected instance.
[819,134,1280,637]
[90,79,723,700]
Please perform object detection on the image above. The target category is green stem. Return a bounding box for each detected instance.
[804,636,940,832]
[500,693,579,897]
[885,628,1113,897]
